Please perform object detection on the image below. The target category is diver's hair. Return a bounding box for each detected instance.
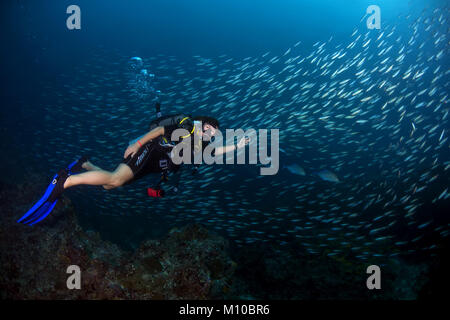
[193,116,220,129]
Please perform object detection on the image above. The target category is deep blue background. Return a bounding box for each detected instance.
[0,0,448,253]
[1,0,436,96]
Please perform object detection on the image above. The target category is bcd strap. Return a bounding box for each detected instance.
[179,117,196,139]
[147,172,167,198]
[155,171,168,189]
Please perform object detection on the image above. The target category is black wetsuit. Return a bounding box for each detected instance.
[122,114,199,182]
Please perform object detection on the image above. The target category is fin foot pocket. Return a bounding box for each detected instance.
[67,156,89,175]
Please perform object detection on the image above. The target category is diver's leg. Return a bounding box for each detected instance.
[82,161,103,171]
[101,164,134,190]
[66,143,154,190]
[64,164,133,189]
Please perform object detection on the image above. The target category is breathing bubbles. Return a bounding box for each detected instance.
[128,56,143,71]
[126,57,158,101]
[140,68,148,76]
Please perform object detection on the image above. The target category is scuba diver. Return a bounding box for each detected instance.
[18,101,250,225]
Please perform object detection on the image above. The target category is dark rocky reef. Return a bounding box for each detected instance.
[227,243,434,300]
[0,179,235,299]
[0,178,443,299]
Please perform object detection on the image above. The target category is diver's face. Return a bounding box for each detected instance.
[202,124,217,140]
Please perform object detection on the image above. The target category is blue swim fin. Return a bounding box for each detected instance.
[18,169,68,226]
[21,199,58,226]
[18,156,88,226]
[17,173,59,224]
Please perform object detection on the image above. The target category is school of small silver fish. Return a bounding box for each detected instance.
[34,8,449,260]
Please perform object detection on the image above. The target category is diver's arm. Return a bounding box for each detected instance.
[214,144,236,156]
[124,126,165,159]
[215,137,251,156]
[138,126,165,145]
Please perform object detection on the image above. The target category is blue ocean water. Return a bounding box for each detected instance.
[1,0,449,264]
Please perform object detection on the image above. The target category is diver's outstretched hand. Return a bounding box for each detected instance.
[124,143,140,159]
[237,137,250,149]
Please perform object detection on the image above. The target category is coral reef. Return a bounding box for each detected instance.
[0,179,235,299]
[0,178,442,300]
[227,243,432,300]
